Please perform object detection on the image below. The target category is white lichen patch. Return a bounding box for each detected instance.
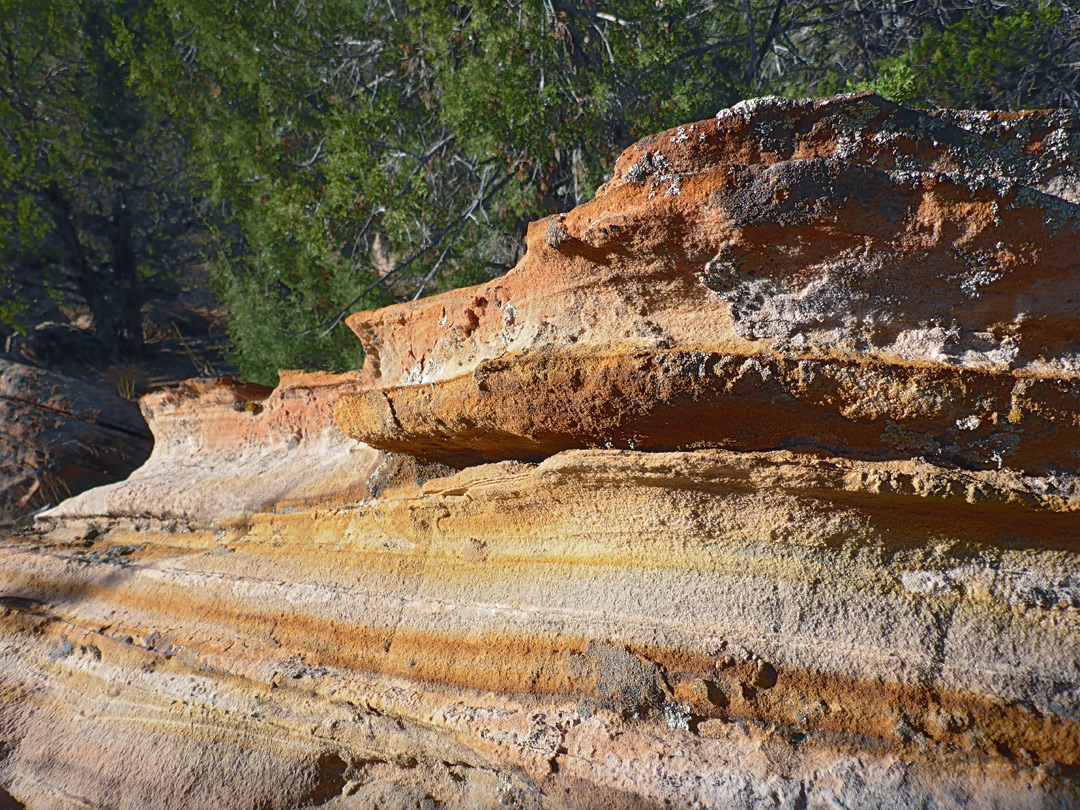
[960,269,1004,299]
[833,132,861,160]
[499,301,520,346]
[625,149,682,197]
[625,151,670,184]
[871,129,899,147]
[715,95,800,124]
[956,415,982,431]
[661,703,692,730]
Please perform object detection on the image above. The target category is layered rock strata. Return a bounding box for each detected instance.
[1,94,1078,809]
[41,372,388,525]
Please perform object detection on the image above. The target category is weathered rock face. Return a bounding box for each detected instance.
[336,93,1080,472]
[0,359,152,523]
[1,94,1078,810]
[40,372,391,526]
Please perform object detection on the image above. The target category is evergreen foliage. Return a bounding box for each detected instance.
[0,0,202,361]
[4,0,1079,382]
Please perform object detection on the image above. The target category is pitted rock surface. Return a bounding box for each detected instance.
[335,93,1080,474]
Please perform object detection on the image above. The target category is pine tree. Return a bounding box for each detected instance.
[1,0,202,363]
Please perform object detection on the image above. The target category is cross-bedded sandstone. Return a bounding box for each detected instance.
[1,94,1078,809]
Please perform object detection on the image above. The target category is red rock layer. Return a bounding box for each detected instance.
[337,93,1080,473]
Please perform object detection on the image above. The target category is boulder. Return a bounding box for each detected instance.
[335,93,1080,473]
[0,359,152,523]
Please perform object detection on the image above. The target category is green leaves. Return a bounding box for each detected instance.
[907,4,1067,109]
[845,58,919,105]
[1,0,205,359]
[840,3,1077,110]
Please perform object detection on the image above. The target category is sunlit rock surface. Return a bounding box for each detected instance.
[337,93,1080,472]
[42,372,388,525]
[1,94,1078,809]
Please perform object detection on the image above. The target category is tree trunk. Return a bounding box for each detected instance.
[46,185,144,363]
[109,195,144,360]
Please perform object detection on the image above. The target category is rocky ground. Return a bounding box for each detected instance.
[0,93,1077,809]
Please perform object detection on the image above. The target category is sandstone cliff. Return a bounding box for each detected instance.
[1,93,1077,809]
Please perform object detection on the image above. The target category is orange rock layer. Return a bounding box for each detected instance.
[338,94,1080,473]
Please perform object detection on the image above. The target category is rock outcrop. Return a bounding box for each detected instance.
[40,372,387,525]
[1,94,1078,809]
[0,359,152,523]
[335,94,1080,472]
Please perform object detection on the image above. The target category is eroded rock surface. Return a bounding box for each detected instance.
[336,93,1080,471]
[1,95,1078,809]
[39,372,391,526]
